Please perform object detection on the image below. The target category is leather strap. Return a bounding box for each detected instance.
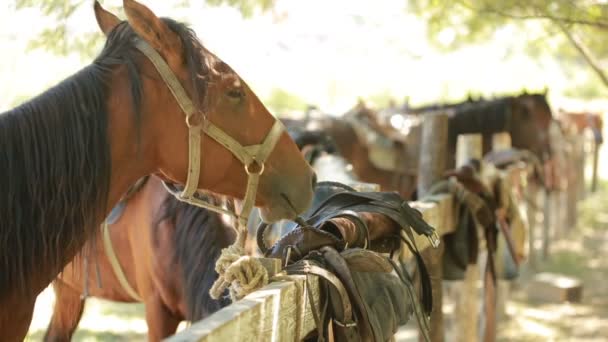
[102,221,142,302]
[389,258,431,342]
[134,39,285,241]
[286,260,354,324]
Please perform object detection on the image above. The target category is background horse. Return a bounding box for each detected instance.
[45,176,235,341]
[558,109,604,144]
[0,1,313,340]
[558,109,603,191]
[282,112,419,199]
[283,92,553,200]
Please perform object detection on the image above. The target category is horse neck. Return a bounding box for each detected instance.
[105,75,157,211]
[163,191,235,320]
[328,119,368,170]
[0,64,154,299]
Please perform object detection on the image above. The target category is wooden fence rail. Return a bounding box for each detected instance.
[166,117,590,342]
[166,193,455,342]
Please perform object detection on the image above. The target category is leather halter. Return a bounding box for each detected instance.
[134,40,284,239]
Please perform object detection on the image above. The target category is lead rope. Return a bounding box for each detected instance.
[208,170,269,301]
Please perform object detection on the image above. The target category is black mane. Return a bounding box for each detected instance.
[448,98,514,136]
[155,194,235,321]
[0,18,210,297]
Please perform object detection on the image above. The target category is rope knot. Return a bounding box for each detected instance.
[209,244,269,301]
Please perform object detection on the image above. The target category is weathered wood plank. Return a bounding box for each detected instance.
[527,272,583,303]
[169,194,456,342]
[168,137,534,342]
[591,134,600,193]
[416,112,449,342]
[490,132,513,326]
[166,275,320,342]
[451,134,483,342]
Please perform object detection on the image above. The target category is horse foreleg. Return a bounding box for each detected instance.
[145,293,181,342]
[43,280,86,342]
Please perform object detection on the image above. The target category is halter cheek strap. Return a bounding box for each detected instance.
[134,40,285,243]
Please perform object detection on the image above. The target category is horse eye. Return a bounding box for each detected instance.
[226,89,244,99]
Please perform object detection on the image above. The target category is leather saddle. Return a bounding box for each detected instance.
[256,181,436,341]
[426,161,522,281]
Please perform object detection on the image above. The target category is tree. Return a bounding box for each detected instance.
[14,0,275,58]
[409,0,608,94]
[263,88,307,114]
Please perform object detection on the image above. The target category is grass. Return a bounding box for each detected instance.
[26,294,147,342]
[26,329,146,342]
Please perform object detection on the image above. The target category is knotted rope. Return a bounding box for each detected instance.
[209,226,270,301]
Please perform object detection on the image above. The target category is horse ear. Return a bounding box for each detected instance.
[543,86,549,96]
[94,1,121,36]
[123,0,181,55]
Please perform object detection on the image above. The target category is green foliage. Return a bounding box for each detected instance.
[15,0,100,58]
[563,78,608,100]
[206,0,275,18]
[367,90,397,108]
[263,88,306,115]
[409,0,608,94]
[14,0,275,58]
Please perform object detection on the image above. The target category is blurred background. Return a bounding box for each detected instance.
[1,0,606,340]
[3,0,608,114]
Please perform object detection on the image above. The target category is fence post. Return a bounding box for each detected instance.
[491,132,511,329]
[526,183,539,271]
[450,134,483,342]
[492,132,511,151]
[576,134,586,199]
[591,136,600,193]
[417,112,448,342]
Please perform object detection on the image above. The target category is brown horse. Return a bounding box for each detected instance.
[405,92,554,163]
[558,109,604,143]
[44,176,234,341]
[283,108,419,199]
[0,1,314,340]
[558,109,603,191]
[284,93,553,200]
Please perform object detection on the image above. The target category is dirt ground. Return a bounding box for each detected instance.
[496,187,608,342]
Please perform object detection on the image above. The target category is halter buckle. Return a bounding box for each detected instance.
[245,160,265,175]
[186,112,204,128]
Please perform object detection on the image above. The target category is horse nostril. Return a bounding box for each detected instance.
[311,172,318,190]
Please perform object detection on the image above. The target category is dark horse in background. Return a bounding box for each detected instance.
[405,92,553,165]
[283,91,554,199]
[44,176,234,341]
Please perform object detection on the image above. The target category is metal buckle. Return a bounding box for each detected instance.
[185,112,204,128]
[284,246,293,268]
[333,318,358,328]
[427,231,441,248]
[245,160,265,175]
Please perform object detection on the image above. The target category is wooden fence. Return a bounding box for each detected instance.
[166,112,590,342]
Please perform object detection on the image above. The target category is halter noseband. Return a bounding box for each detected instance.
[134,40,284,241]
